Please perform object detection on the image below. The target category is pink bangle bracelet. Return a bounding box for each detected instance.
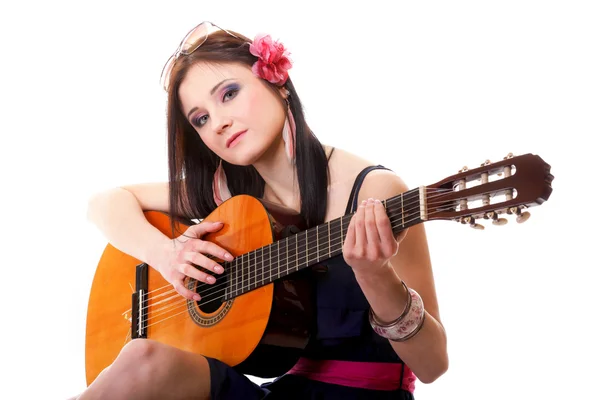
[368,283,425,342]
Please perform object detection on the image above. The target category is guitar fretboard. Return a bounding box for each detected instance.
[223,188,424,300]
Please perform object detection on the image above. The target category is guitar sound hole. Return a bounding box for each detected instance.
[196,280,225,314]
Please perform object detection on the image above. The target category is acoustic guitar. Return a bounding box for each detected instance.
[85,152,553,384]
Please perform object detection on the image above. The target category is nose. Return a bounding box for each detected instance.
[211,114,233,135]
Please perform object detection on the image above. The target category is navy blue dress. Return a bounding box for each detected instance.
[207,165,416,399]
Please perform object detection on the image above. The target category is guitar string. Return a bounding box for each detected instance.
[138,195,484,329]
[140,202,471,330]
[123,187,454,316]
[123,186,456,311]
[135,186,514,327]
[131,185,502,324]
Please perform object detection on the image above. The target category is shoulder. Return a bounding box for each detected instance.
[326,146,410,202]
[357,168,410,203]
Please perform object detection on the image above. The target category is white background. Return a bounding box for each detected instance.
[1,1,598,399]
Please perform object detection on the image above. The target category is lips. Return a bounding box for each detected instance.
[226,130,247,148]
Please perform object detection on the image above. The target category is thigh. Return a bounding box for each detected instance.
[84,339,212,400]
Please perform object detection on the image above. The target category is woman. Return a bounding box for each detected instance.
[78,21,448,399]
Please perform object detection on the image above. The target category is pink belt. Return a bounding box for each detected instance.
[286,357,416,392]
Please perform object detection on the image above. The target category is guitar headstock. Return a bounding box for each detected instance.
[424,153,553,229]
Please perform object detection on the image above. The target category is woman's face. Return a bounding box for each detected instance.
[179,62,288,166]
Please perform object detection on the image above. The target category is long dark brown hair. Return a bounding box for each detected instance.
[165,29,330,234]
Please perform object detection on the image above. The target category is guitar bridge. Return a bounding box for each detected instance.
[131,263,149,339]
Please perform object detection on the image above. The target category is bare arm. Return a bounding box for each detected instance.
[345,170,449,384]
[86,182,172,267]
[87,182,233,300]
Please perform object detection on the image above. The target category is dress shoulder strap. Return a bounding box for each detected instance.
[344,165,391,214]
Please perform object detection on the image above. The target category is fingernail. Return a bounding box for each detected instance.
[207,276,216,284]
[214,265,224,273]
[224,252,233,260]
[375,199,381,204]
[194,294,201,301]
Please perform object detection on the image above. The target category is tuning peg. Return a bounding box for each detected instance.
[492,217,508,226]
[485,211,507,226]
[459,166,469,173]
[516,211,531,223]
[461,216,485,230]
[481,159,491,167]
[509,206,531,223]
[503,152,514,160]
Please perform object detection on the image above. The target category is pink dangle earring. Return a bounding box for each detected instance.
[282,94,296,164]
[212,159,232,206]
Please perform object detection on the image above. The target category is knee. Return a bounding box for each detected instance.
[118,339,161,369]
[109,339,167,385]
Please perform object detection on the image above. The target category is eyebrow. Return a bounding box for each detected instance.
[186,78,235,121]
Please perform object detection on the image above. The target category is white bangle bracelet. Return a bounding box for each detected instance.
[369,284,425,342]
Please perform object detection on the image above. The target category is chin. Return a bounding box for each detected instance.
[224,148,263,167]
[222,132,281,167]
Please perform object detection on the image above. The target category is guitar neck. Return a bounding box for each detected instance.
[223,188,425,300]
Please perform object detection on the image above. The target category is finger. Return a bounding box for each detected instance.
[374,199,394,245]
[344,214,356,250]
[354,200,367,248]
[374,199,398,258]
[178,256,218,284]
[364,198,381,245]
[186,251,224,275]
[173,278,201,301]
[188,239,233,264]
[186,221,225,238]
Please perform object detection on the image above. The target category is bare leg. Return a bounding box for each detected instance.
[77,339,211,400]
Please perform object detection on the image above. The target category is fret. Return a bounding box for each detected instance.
[264,244,269,285]
[245,252,251,292]
[277,240,287,278]
[286,236,291,275]
[317,225,319,261]
[327,221,331,258]
[260,246,264,287]
[239,253,245,294]
[254,249,260,290]
[317,222,329,262]
[280,239,286,279]
[297,228,307,268]
[224,261,228,299]
[328,218,341,257]
[269,244,273,282]
[227,259,232,299]
[305,230,309,265]
[230,259,236,299]
[242,253,250,293]
[235,255,241,297]
[295,233,299,272]
[401,192,405,227]
[277,240,282,279]
[248,250,256,290]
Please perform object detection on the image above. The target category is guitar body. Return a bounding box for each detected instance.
[85,195,313,385]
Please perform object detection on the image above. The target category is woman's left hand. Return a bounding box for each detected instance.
[343,198,408,274]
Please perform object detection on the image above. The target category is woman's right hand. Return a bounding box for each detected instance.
[151,221,234,301]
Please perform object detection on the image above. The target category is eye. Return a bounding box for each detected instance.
[193,114,208,127]
[223,87,239,102]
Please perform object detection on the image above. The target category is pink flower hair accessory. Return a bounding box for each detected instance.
[249,34,293,86]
